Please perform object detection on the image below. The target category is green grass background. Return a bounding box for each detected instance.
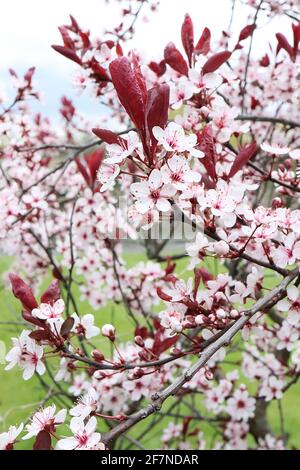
[0,253,299,449]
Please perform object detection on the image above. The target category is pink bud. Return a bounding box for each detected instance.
[101,324,116,341]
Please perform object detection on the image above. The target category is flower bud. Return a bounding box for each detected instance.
[134,336,145,348]
[213,240,230,256]
[92,350,105,362]
[101,324,116,341]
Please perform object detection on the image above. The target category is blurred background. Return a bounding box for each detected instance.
[0,0,293,123]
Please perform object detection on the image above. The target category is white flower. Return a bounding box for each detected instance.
[289,149,300,160]
[72,313,100,339]
[131,169,176,214]
[70,387,98,419]
[260,143,290,155]
[169,79,194,109]
[56,417,104,450]
[105,131,139,164]
[23,406,66,439]
[32,299,65,324]
[98,163,120,192]
[5,330,30,371]
[188,68,222,93]
[277,285,300,325]
[159,304,187,336]
[152,122,203,157]
[0,423,23,450]
[69,373,90,397]
[21,338,46,380]
[226,386,255,421]
[164,278,193,302]
[259,376,284,401]
[161,155,200,189]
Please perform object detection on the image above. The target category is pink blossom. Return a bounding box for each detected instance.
[131,169,176,214]
[32,299,65,324]
[0,424,23,450]
[56,417,104,450]
[23,406,66,439]
[152,122,204,157]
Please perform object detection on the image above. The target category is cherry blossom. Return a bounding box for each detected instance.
[0,424,24,450]
[72,313,100,339]
[32,299,65,324]
[226,386,255,422]
[105,131,139,164]
[277,286,300,325]
[131,169,176,214]
[152,122,204,157]
[23,406,66,439]
[56,417,104,450]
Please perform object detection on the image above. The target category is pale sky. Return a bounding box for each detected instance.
[0,0,292,121]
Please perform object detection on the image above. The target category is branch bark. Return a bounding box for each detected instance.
[101,268,298,446]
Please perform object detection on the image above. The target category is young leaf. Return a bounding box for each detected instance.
[276,33,294,60]
[41,280,61,305]
[33,431,52,451]
[85,149,105,187]
[195,27,211,55]
[238,24,256,42]
[146,84,170,148]
[181,14,194,66]
[9,273,38,311]
[60,317,75,338]
[109,57,147,136]
[29,330,51,342]
[92,128,124,145]
[22,311,45,328]
[164,42,189,76]
[51,45,82,65]
[228,142,258,178]
[202,50,231,75]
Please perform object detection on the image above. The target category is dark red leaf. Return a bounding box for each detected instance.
[109,57,147,136]
[146,84,170,149]
[131,53,147,106]
[238,24,256,42]
[181,14,194,67]
[29,330,51,342]
[51,45,82,65]
[202,51,231,75]
[196,126,217,181]
[69,15,80,33]
[276,33,294,60]
[58,26,75,49]
[197,267,214,286]
[292,22,300,54]
[193,269,202,299]
[92,128,124,145]
[156,287,172,302]
[259,54,270,67]
[60,317,75,338]
[22,311,45,328]
[228,142,258,178]
[85,149,105,187]
[148,60,166,77]
[41,280,61,304]
[76,157,91,187]
[152,329,179,356]
[89,59,110,82]
[164,42,189,76]
[195,27,211,55]
[33,431,51,451]
[116,43,123,56]
[9,273,38,311]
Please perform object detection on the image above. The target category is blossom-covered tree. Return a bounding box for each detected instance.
[1,0,300,451]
